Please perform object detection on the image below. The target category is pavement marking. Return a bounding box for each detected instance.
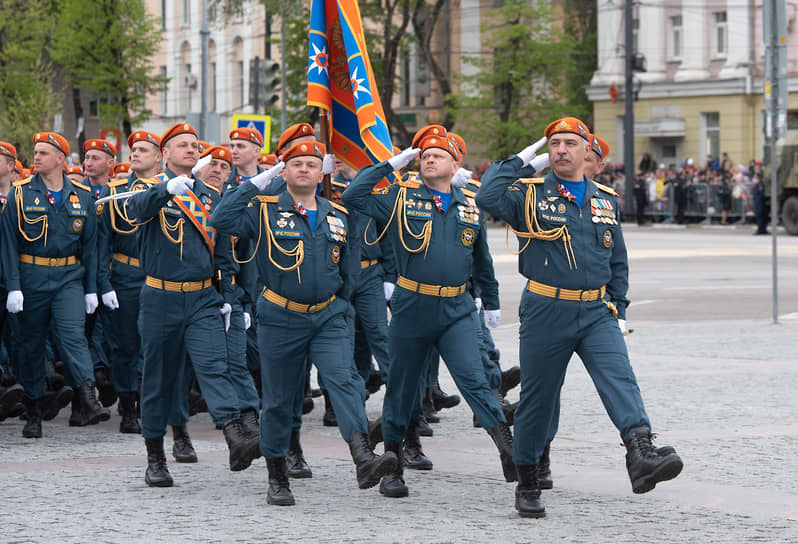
[779,312,798,320]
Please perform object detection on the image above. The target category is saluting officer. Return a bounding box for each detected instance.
[125,123,259,487]
[476,117,682,518]
[342,127,516,499]
[1,132,109,438]
[210,141,397,506]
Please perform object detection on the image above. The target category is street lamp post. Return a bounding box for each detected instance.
[200,0,217,139]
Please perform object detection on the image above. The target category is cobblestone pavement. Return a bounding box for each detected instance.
[3,228,798,542]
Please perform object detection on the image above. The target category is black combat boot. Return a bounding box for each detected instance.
[322,390,337,427]
[422,388,440,423]
[348,432,398,489]
[21,396,42,439]
[498,364,521,397]
[367,417,383,450]
[430,383,460,411]
[171,425,198,463]
[39,386,74,421]
[487,422,518,482]
[515,464,545,518]
[76,381,111,426]
[266,457,295,506]
[403,424,432,471]
[379,442,408,498]
[118,393,141,434]
[537,443,553,490]
[240,408,260,440]
[416,416,433,437]
[302,378,314,415]
[624,427,683,494]
[222,418,261,471]
[94,367,117,407]
[365,367,384,395]
[187,382,207,416]
[68,390,82,426]
[0,384,24,421]
[475,391,517,428]
[286,429,312,478]
[144,437,173,487]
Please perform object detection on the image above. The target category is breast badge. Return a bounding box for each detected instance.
[331,245,341,263]
[96,203,104,216]
[602,229,613,248]
[72,218,84,232]
[461,227,475,247]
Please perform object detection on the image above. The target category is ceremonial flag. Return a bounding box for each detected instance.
[307,0,395,182]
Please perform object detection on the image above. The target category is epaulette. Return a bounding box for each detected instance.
[519,178,545,185]
[12,177,31,187]
[256,195,279,204]
[402,171,420,181]
[330,201,349,215]
[331,180,348,189]
[109,179,128,188]
[398,179,421,189]
[139,177,160,185]
[594,181,618,196]
[461,188,477,198]
[71,180,91,192]
[468,179,482,188]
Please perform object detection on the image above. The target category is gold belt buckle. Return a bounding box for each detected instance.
[181,282,191,292]
[580,290,591,302]
[49,258,57,266]
[307,304,318,313]
[439,286,449,297]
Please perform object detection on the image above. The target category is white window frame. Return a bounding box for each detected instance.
[712,11,727,58]
[182,0,191,27]
[670,15,682,61]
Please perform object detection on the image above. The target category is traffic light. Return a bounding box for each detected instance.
[249,57,280,112]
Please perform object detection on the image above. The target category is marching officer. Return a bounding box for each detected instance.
[210,140,397,506]
[342,127,517,499]
[228,127,265,184]
[125,123,259,487]
[476,117,683,518]
[1,132,109,438]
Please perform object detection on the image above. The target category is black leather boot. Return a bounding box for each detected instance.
[379,442,408,498]
[422,388,440,423]
[487,422,518,482]
[348,432,398,489]
[22,396,42,438]
[0,384,24,421]
[365,367,384,394]
[222,418,261,471]
[403,424,432,470]
[187,382,207,416]
[118,393,141,434]
[39,386,74,421]
[302,377,314,415]
[266,457,295,506]
[475,391,517,428]
[515,464,545,518]
[94,367,117,407]
[537,443,553,490]
[68,390,82,426]
[498,364,521,397]
[416,416,433,437]
[240,408,260,440]
[144,437,173,487]
[76,381,111,426]
[172,425,198,463]
[624,427,683,494]
[286,429,312,478]
[367,417,383,450]
[430,383,460,411]
[322,390,337,427]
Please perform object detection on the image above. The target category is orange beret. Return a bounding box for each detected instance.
[544,117,591,142]
[411,125,447,149]
[197,140,211,154]
[276,123,314,156]
[84,138,116,157]
[282,141,325,163]
[128,130,161,149]
[229,127,264,148]
[0,141,16,160]
[113,162,131,175]
[33,132,69,156]
[64,165,83,175]
[258,153,278,167]
[448,132,466,158]
[418,135,459,161]
[21,168,31,177]
[160,122,197,150]
[14,160,23,173]
[200,145,232,164]
[590,134,610,160]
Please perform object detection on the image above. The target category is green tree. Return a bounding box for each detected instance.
[563,0,597,129]
[0,0,61,163]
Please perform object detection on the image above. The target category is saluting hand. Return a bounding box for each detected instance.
[166,175,195,196]
[530,153,550,173]
[191,154,213,176]
[388,147,420,170]
[516,136,548,167]
[322,154,336,175]
[250,161,285,191]
[451,167,473,188]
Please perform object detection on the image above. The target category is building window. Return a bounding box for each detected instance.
[702,112,720,164]
[401,53,410,107]
[632,18,639,54]
[238,61,244,108]
[712,11,727,58]
[160,66,168,114]
[210,62,217,112]
[669,16,682,60]
[161,0,167,29]
[182,0,191,26]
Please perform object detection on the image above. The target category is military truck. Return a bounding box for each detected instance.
[775,138,798,234]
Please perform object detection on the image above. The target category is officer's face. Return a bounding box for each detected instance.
[84,149,114,179]
[33,143,65,175]
[130,142,162,173]
[420,148,456,181]
[283,156,323,190]
[0,156,14,179]
[201,158,231,190]
[583,152,604,180]
[230,140,260,167]
[548,134,586,181]
[163,134,199,170]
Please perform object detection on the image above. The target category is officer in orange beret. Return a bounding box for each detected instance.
[583,133,610,181]
[477,117,682,518]
[83,139,116,199]
[258,154,278,167]
[113,162,131,179]
[0,141,17,207]
[12,160,24,183]
[1,132,110,438]
[274,123,315,158]
[198,145,232,192]
[128,131,162,181]
[64,165,84,183]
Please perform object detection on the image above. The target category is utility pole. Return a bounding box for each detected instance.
[623,0,635,217]
[280,4,288,133]
[200,1,214,139]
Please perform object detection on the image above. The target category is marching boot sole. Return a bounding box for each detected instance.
[145,473,174,488]
[229,439,262,472]
[631,456,683,494]
[358,453,399,490]
[267,491,296,506]
[516,502,546,518]
[379,477,409,498]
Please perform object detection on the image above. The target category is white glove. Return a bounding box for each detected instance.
[387,147,420,170]
[250,161,284,191]
[6,290,23,313]
[243,312,252,330]
[101,290,120,310]
[516,136,548,166]
[618,318,628,335]
[166,175,195,195]
[383,281,395,301]
[220,303,232,332]
[85,293,99,314]
[474,297,483,313]
[451,167,473,188]
[322,154,335,175]
[485,309,501,328]
[191,154,212,176]
[530,153,550,173]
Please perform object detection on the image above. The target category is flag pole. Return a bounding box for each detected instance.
[319,109,333,200]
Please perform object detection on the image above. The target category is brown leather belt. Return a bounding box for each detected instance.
[360,259,378,269]
[113,252,140,267]
[397,276,466,298]
[145,276,213,292]
[263,288,335,314]
[526,279,606,302]
[19,254,80,267]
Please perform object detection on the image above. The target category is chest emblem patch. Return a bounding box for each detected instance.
[461,227,475,247]
[72,218,84,232]
[602,229,613,248]
[331,245,341,263]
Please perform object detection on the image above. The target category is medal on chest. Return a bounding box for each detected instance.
[590,197,617,225]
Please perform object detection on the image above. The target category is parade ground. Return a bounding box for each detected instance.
[2,223,797,543]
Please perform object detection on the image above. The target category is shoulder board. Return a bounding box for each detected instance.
[461,188,477,198]
[109,179,128,188]
[403,171,420,180]
[256,195,279,204]
[330,201,349,215]
[331,180,348,189]
[71,180,91,191]
[12,177,32,187]
[594,181,618,196]
[398,179,421,189]
[468,179,482,188]
[519,178,545,185]
[139,177,160,185]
